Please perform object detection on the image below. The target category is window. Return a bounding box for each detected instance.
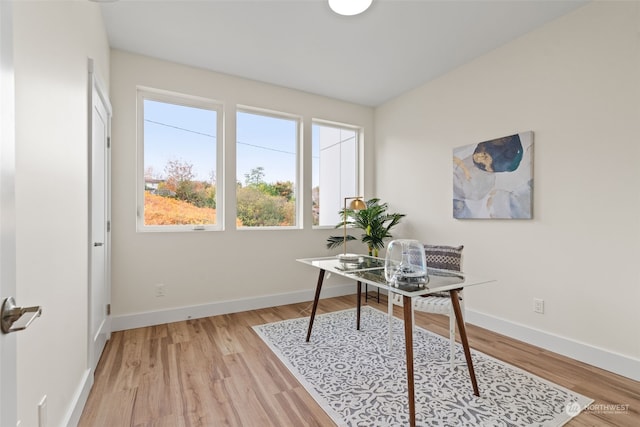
[137,88,222,231]
[236,109,299,228]
[312,122,359,227]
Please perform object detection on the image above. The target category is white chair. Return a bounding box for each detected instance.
[388,244,464,368]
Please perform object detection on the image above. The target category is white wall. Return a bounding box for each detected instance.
[110,51,374,327]
[13,2,110,426]
[375,1,640,379]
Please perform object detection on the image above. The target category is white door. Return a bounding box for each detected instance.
[88,60,112,373]
[0,1,17,425]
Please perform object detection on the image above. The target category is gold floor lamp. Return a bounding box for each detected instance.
[337,196,367,260]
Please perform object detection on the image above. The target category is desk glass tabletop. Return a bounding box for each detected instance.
[297,255,493,297]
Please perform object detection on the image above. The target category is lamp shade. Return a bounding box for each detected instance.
[350,198,366,210]
[384,239,427,288]
[328,0,373,16]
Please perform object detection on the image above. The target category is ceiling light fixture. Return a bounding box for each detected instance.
[329,0,373,16]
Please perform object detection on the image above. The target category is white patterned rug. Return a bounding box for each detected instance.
[253,306,592,427]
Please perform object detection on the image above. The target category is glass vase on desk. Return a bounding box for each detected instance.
[384,239,427,289]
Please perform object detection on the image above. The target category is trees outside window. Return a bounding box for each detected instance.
[137,89,222,231]
[236,110,299,228]
[137,89,362,232]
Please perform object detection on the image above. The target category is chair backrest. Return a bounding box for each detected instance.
[424,244,463,272]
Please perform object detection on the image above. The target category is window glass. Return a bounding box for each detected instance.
[236,110,299,228]
[138,90,221,231]
[312,123,359,227]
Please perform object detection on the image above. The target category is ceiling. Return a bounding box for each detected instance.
[99,0,587,107]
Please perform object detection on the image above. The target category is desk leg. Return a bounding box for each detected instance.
[356,281,362,330]
[450,288,479,396]
[402,295,416,427]
[305,269,325,342]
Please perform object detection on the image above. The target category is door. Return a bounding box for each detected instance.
[0,1,17,425]
[88,59,112,373]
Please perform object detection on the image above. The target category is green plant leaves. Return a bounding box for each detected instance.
[326,198,405,255]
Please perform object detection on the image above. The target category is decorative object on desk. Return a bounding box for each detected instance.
[337,255,364,270]
[384,239,427,288]
[453,131,533,219]
[335,255,384,272]
[327,198,405,257]
[254,307,592,427]
[336,253,361,263]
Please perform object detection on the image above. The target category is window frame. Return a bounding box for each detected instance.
[235,105,302,230]
[311,119,362,229]
[136,87,224,232]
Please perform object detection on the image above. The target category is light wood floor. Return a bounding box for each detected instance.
[79,294,640,426]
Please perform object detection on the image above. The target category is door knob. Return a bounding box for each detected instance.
[94,242,103,247]
[1,297,42,334]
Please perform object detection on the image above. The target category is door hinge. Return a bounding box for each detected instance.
[107,220,111,232]
[107,136,111,148]
[106,304,111,316]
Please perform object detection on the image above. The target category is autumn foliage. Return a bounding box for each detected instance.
[144,191,217,225]
[144,163,293,227]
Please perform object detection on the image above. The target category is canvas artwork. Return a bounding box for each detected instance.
[453,131,533,219]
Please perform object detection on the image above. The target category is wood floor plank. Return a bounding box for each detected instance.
[79,295,640,426]
[130,336,173,425]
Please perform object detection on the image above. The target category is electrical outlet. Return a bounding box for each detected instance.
[533,298,544,314]
[38,395,47,427]
[155,284,166,297]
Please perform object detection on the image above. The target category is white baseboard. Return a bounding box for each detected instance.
[62,368,93,427]
[465,309,640,382]
[111,286,638,382]
[112,284,354,332]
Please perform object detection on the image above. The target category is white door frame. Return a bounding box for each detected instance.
[87,58,112,374]
[0,1,17,425]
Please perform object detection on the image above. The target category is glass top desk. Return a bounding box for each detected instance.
[297,255,495,427]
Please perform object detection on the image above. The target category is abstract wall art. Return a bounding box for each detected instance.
[453,131,533,219]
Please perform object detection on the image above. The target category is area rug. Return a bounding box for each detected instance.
[253,306,592,427]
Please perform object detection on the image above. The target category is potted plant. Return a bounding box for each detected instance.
[326,198,405,257]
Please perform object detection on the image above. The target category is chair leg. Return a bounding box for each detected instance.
[388,290,394,351]
[449,307,456,369]
[449,296,465,368]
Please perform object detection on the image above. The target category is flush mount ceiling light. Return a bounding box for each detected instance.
[329,0,373,16]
